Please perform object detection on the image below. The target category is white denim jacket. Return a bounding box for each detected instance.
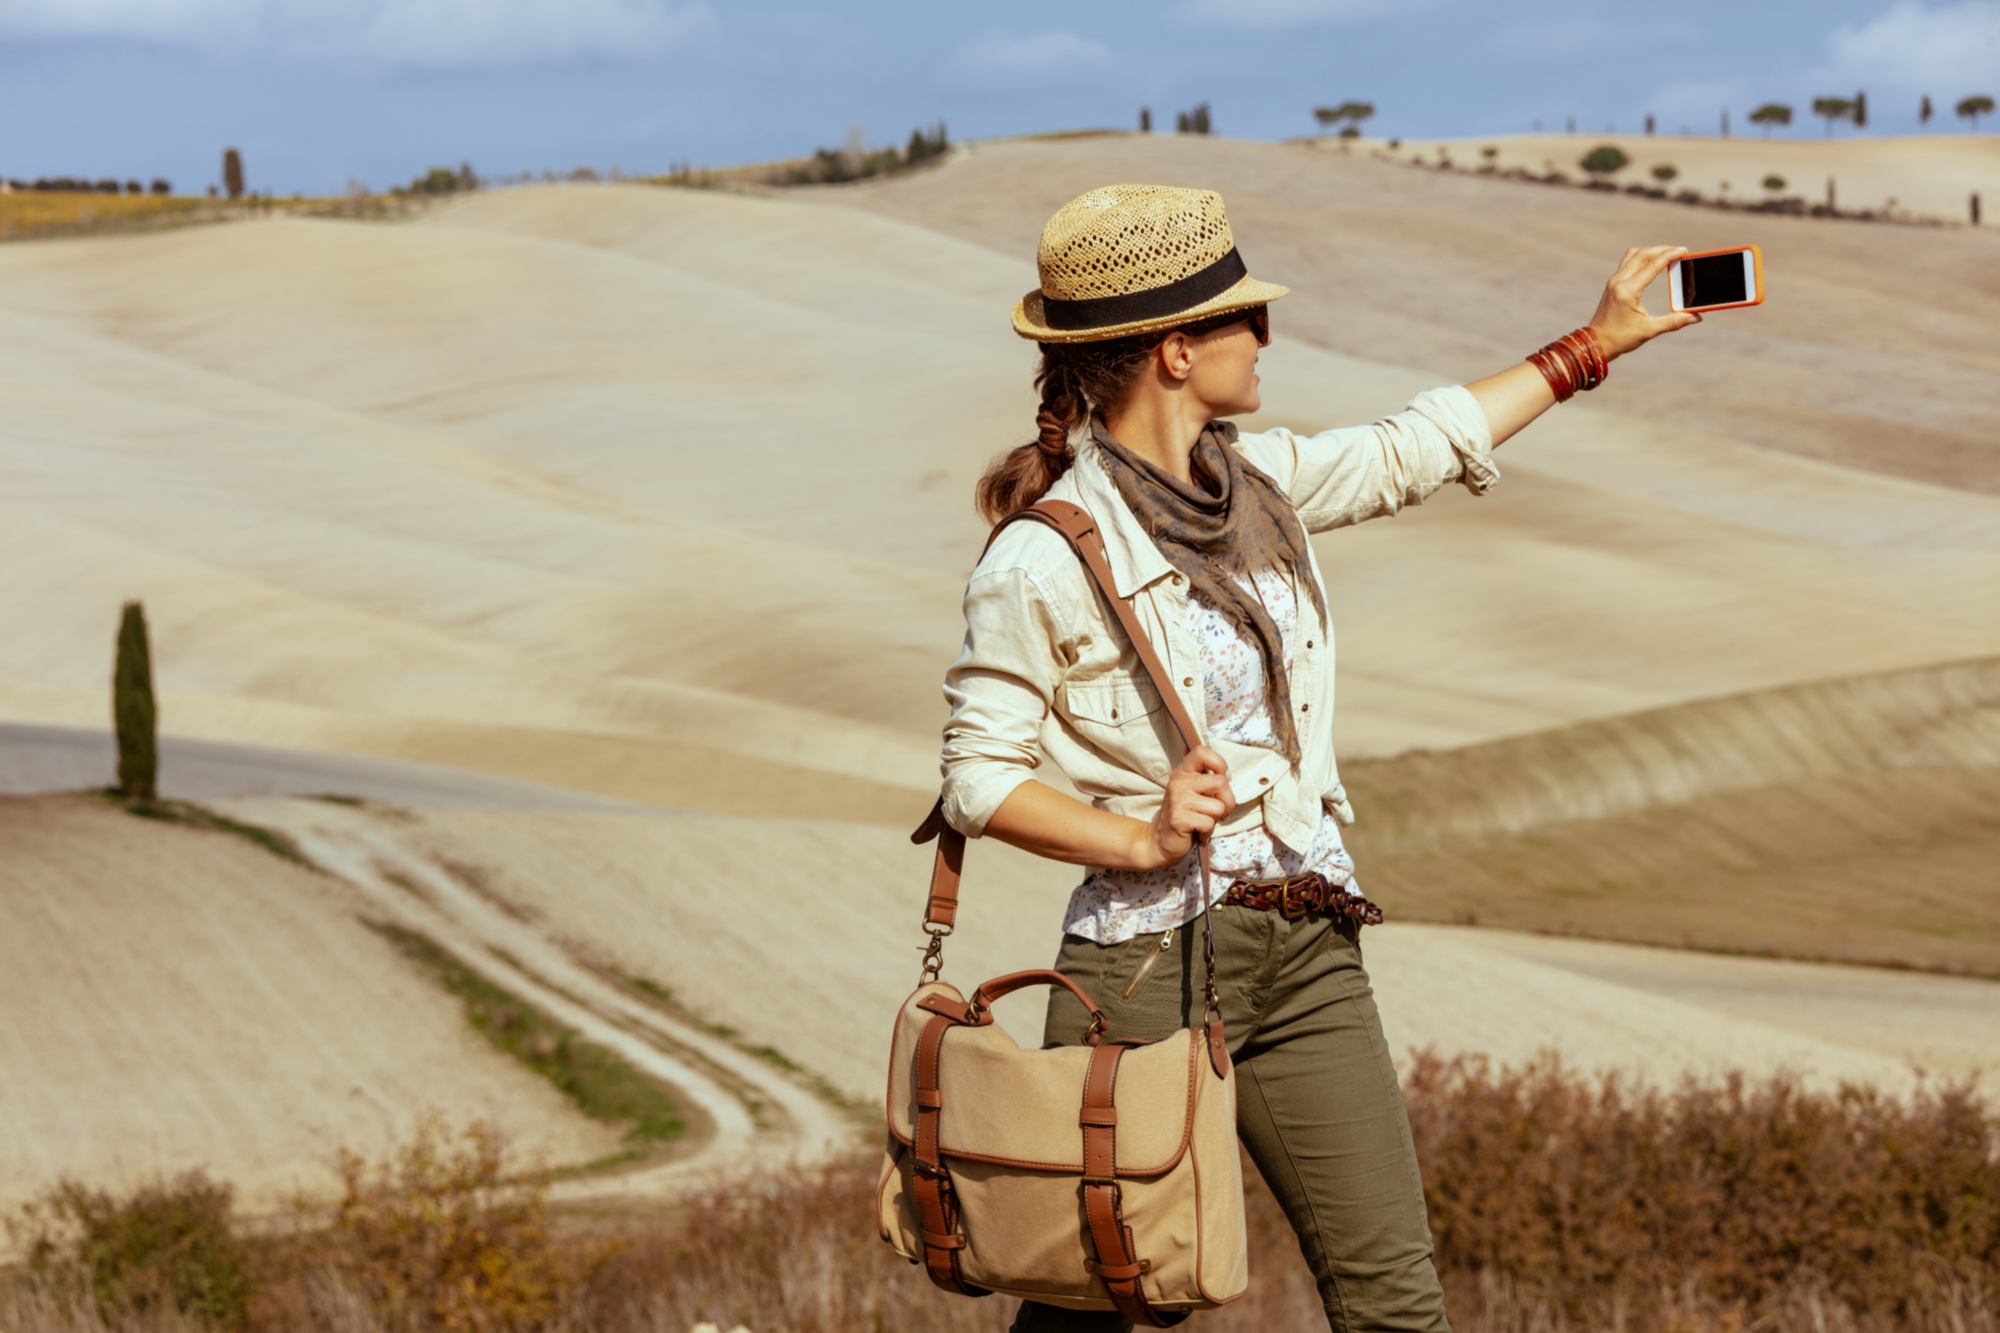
[939,386,1499,854]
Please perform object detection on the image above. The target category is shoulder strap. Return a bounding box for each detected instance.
[915,499,1228,1074]
[992,501,1202,751]
[914,500,1198,935]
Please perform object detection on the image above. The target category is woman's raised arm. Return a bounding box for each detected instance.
[1466,244,1700,448]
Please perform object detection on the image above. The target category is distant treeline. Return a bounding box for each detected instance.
[8,177,172,195]
[770,122,948,187]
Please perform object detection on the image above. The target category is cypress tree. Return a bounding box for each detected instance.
[114,601,158,803]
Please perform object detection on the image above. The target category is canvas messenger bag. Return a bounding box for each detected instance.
[879,500,1250,1326]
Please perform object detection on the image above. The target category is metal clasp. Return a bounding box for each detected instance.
[918,922,952,984]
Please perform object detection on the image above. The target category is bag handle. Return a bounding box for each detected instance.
[914,501,1228,1073]
[970,969,1107,1037]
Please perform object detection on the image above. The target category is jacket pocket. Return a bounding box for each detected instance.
[1057,676,1176,784]
[1060,675,1164,728]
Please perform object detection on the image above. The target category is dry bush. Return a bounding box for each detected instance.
[580,1159,1012,1333]
[10,1062,2000,1333]
[9,1172,251,1329]
[260,1114,597,1333]
[1406,1051,2000,1329]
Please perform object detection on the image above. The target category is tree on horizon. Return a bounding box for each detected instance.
[1313,101,1375,136]
[222,147,244,201]
[114,602,158,804]
[1960,95,1995,132]
[1812,97,1854,136]
[1748,103,1793,137]
[1854,91,1868,131]
[1921,95,1934,129]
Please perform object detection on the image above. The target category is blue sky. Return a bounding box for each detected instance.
[4,0,1996,195]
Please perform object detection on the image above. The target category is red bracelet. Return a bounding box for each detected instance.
[1557,335,1599,391]
[1528,345,1577,401]
[1527,326,1609,402]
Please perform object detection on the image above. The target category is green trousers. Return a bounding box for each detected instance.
[1010,905,1450,1333]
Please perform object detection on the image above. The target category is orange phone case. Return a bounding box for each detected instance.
[1674,243,1765,312]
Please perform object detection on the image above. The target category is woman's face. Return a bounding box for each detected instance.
[1183,317,1265,418]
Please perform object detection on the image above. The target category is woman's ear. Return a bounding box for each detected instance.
[1157,331,1196,383]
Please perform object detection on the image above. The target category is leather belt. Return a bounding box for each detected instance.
[1219,872,1384,925]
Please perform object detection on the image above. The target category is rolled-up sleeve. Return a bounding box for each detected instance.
[1241,385,1498,534]
[940,564,1070,837]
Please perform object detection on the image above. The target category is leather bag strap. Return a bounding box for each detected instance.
[1080,1042,1187,1327]
[910,1010,989,1298]
[995,501,1203,753]
[911,498,1205,957]
[970,970,1105,1027]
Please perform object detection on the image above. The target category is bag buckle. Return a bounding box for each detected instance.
[912,1158,951,1180]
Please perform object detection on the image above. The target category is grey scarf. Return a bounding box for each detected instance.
[1091,418,1327,763]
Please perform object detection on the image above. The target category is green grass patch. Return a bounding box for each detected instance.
[611,967,872,1118]
[102,794,314,870]
[375,926,682,1147]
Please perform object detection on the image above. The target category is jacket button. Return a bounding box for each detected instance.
[1259,777,1269,786]
[1306,640,1314,649]
[1171,575,1183,586]
[1300,703,1310,713]
[1183,677,1194,687]
[1110,708,1118,719]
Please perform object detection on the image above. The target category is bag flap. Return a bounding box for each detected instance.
[886,982,1200,1176]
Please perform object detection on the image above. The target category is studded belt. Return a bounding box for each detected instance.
[1219,871,1384,925]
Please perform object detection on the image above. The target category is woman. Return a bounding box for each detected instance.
[939,184,1694,1332]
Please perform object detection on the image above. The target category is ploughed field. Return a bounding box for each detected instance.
[2,132,1998,1205]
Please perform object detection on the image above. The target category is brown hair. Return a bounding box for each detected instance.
[974,307,1259,526]
[975,334,1159,525]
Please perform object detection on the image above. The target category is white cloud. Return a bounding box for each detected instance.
[948,28,1112,89]
[1172,0,1426,29]
[1821,0,2000,92]
[0,0,715,68]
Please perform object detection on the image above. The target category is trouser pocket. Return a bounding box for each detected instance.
[1042,928,1206,1049]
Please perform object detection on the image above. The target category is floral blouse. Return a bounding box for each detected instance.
[1061,567,1360,945]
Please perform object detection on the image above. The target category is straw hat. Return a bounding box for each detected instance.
[1012,184,1289,343]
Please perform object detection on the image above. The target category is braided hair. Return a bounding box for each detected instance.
[975,333,1161,525]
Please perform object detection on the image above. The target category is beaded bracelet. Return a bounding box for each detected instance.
[1527,326,1609,402]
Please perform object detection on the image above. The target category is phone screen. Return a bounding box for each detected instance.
[1678,252,1748,308]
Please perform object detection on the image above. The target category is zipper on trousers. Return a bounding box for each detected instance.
[1121,929,1174,1000]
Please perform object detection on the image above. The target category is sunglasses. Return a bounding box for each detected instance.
[1182,304,1270,346]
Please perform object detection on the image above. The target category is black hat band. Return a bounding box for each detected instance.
[1039,247,1247,331]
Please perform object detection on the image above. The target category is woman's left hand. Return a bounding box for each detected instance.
[1588,245,1702,359]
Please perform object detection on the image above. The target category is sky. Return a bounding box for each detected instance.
[3,0,1997,195]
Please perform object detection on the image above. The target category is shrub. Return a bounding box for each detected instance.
[15,1172,252,1327]
[1652,163,1678,182]
[1579,144,1629,177]
[1405,1052,2000,1323]
[279,1115,583,1332]
[1764,173,1788,192]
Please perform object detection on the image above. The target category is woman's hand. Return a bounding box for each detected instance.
[1589,245,1702,359]
[1135,746,1236,870]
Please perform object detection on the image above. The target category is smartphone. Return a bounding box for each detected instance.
[1669,245,1764,313]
